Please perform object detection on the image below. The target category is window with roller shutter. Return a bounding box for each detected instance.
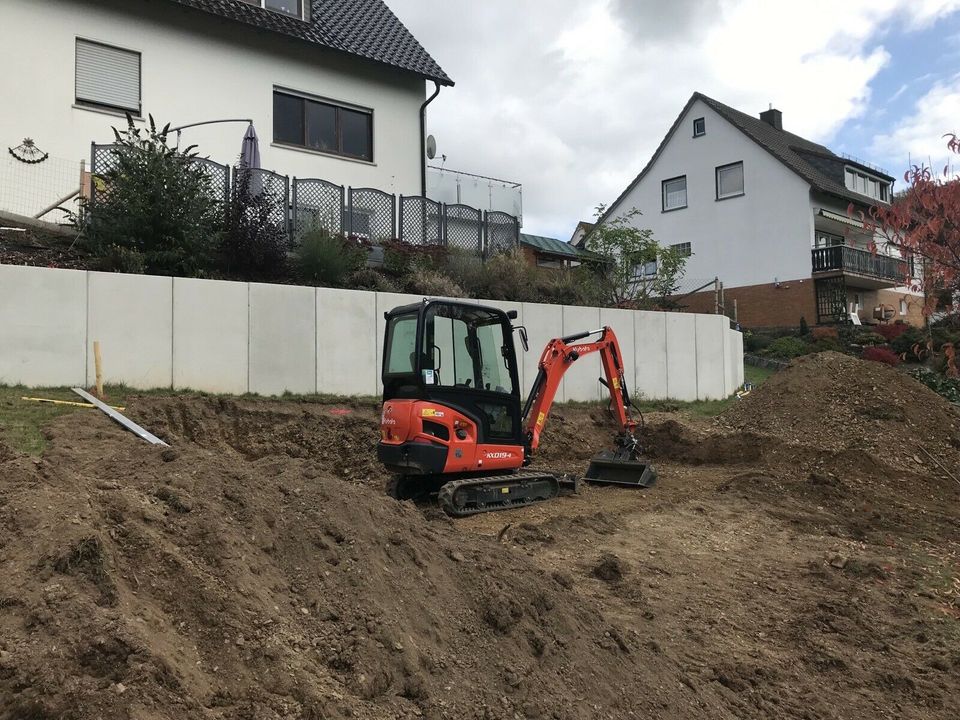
[75,39,141,114]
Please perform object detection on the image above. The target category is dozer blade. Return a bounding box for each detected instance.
[584,449,657,488]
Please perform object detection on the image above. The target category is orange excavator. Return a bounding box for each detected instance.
[377,299,656,516]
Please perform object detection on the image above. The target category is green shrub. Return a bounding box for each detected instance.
[97,244,147,274]
[406,266,465,297]
[762,336,811,359]
[348,267,398,293]
[798,316,809,336]
[743,331,771,354]
[442,250,489,297]
[932,327,960,349]
[810,337,843,354]
[220,169,289,280]
[80,115,223,277]
[852,331,887,346]
[382,240,447,279]
[294,228,366,286]
[537,267,602,307]
[483,247,540,302]
[890,326,925,355]
[909,367,960,403]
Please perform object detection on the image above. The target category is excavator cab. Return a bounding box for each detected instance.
[379,299,656,516]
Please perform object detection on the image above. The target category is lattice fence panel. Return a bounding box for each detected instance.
[189,157,231,206]
[443,203,483,255]
[348,188,396,242]
[484,211,519,257]
[89,143,122,207]
[292,178,344,239]
[233,167,289,236]
[399,195,442,246]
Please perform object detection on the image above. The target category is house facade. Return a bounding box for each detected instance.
[0,0,451,218]
[580,92,920,328]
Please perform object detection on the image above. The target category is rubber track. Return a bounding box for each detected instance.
[437,471,561,517]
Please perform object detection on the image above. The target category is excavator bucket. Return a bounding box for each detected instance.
[584,449,657,488]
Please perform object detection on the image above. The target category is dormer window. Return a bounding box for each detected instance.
[845,167,890,202]
[241,0,305,19]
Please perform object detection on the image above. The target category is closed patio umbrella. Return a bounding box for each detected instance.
[239,123,262,195]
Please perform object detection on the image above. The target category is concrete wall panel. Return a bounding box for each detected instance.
[248,283,316,396]
[561,305,602,402]
[666,313,698,402]
[634,311,668,401]
[723,325,735,396]
[0,265,86,386]
[520,302,564,400]
[87,272,173,389]
[318,288,377,397]
[695,314,727,400]
[173,277,248,394]
[734,331,745,387]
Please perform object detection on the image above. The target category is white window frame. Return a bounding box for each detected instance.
[662,176,687,212]
[693,117,705,137]
[75,38,141,115]
[241,0,307,19]
[716,161,745,200]
[844,166,890,203]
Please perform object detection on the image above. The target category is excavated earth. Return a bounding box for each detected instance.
[1,351,960,719]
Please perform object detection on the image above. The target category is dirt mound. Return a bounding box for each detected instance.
[0,398,690,719]
[0,438,15,464]
[640,419,764,464]
[720,352,960,471]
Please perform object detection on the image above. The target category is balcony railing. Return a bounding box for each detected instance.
[811,245,910,283]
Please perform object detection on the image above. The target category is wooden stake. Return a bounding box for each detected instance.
[93,341,104,400]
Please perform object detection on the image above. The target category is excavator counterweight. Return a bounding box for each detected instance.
[377,299,656,516]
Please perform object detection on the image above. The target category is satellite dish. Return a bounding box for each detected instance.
[426,134,437,160]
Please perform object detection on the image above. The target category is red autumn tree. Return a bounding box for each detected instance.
[856,134,960,317]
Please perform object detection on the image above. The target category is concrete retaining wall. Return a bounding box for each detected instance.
[0,264,744,401]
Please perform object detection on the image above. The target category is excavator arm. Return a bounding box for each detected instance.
[521,326,638,454]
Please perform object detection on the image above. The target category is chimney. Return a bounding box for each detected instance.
[760,107,782,131]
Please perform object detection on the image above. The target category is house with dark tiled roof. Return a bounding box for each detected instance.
[519,233,605,269]
[1,0,451,206]
[576,92,922,328]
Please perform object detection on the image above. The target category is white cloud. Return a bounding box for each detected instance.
[388,0,960,237]
[870,75,960,176]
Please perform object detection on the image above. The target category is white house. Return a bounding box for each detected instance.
[0,0,452,219]
[578,92,920,328]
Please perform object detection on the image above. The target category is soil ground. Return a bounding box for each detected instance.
[1,352,959,719]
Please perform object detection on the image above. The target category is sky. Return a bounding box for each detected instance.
[388,0,960,240]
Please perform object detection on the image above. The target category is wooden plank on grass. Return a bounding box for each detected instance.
[71,388,169,447]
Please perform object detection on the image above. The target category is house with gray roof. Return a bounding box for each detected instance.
[577,92,920,327]
[0,0,451,212]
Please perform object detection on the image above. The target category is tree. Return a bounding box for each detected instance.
[860,134,960,317]
[81,115,223,277]
[585,205,689,308]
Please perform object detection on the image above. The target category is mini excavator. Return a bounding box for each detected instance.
[377,299,657,516]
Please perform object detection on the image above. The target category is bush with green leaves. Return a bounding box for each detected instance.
[761,336,811,359]
[890,326,926,355]
[442,250,489,297]
[293,227,366,286]
[219,169,290,280]
[909,367,960,403]
[80,116,223,276]
[406,265,466,297]
[348,267,399,293]
[850,330,888,347]
[536,266,603,307]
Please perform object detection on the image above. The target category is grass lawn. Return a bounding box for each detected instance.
[632,363,777,418]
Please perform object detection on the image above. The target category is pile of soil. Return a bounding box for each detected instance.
[720,352,960,470]
[0,398,701,720]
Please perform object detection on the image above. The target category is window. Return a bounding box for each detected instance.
[671,242,692,257]
[899,299,907,315]
[241,0,304,18]
[662,176,687,211]
[844,167,890,202]
[631,259,658,279]
[384,314,418,375]
[693,117,705,137]
[273,90,373,161]
[814,231,844,248]
[75,39,141,114]
[716,162,744,199]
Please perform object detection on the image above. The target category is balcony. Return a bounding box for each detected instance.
[811,245,910,288]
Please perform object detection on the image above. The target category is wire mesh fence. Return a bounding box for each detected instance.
[0,153,85,221]
[399,195,443,246]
